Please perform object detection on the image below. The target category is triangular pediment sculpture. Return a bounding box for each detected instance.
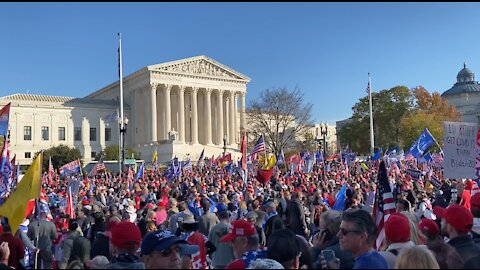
[148,55,250,81]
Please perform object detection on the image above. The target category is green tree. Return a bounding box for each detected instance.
[246,86,313,155]
[33,144,82,172]
[399,86,462,149]
[94,144,140,160]
[338,86,414,154]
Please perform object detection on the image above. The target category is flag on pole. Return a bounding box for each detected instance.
[366,79,371,95]
[152,148,158,169]
[0,145,12,197]
[373,160,396,250]
[0,153,42,233]
[88,157,106,177]
[276,148,285,165]
[59,160,81,177]
[0,103,11,136]
[197,149,205,167]
[332,184,347,211]
[251,135,266,156]
[136,162,145,181]
[406,128,437,159]
[66,186,76,219]
[48,156,54,184]
[240,132,247,171]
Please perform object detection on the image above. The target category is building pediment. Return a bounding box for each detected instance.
[148,55,251,82]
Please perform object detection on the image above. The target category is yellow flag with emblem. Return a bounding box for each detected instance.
[0,153,42,233]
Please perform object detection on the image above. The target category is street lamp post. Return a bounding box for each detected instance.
[119,117,129,173]
[320,124,328,158]
[223,135,227,156]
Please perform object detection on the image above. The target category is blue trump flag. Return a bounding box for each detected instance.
[371,148,382,161]
[276,149,285,165]
[136,162,145,181]
[332,184,348,211]
[407,128,437,159]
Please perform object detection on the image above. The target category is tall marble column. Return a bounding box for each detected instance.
[240,92,246,134]
[191,87,199,144]
[150,83,158,142]
[165,84,172,139]
[205,88,212,145]
[178,86,186,143]
[229,91,235,144]
[217,90,224,145]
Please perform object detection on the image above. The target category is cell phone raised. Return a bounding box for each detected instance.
[321,249,336,262]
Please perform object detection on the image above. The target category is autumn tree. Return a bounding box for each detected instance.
[337,86,414,154]
[246,87,313,155]
[399,86,462,149]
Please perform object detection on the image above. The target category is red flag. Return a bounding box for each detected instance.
[66,187,76,219]
[257,167,274,185]
[24,200,35,218]
[241,132,247,171]
[287,153,300,164]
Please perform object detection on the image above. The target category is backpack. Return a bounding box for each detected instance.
[70,235,91,263]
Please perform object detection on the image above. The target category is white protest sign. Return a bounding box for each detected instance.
[443,121,478,179]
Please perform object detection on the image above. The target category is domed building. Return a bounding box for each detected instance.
[442,63,480,123]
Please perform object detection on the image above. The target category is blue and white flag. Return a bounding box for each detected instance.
[136,162,145,181]
[182,159,192,171]
[406,128,437,159]
[59,160,81,177]
[276,149,285,165]
[418,153,433,164]
[371,148,382,161]
[332,184,348,211]
[315,151,323,162]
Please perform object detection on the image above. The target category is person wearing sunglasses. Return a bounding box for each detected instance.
[335,209,387,269]
[141,229,198,269]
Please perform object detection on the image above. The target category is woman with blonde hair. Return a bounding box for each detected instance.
[395,246,440,269]
[401,211,427,245]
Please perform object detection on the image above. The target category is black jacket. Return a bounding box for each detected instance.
[448,235,480,264]
[90,232,111,260]
[287,199,307,237]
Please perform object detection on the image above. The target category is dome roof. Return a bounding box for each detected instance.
[442,62,480,96]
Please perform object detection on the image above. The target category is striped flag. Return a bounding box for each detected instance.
[48,156,54,184]
[59,160,81,177]
[88,157,106,177]
[197,149,205,167]
[373,160,396,250]
[251,135,266,156]
[0,103,11,136]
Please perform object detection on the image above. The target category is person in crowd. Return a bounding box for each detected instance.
[220,220,266,269]
[251,200,267,229]
[87,211,106,243]
[267,229,302,269]
[208,205,235,269]
[470,192,480,242]
[435,204,480,265]
[426,240,464,269]
[27,209,58,269]
[179,216,216,269]
[245,211,266,247]
[336,209,388,269]
[141,229,195,269]
[311,210,354,269]
[246,258,284,269]
[378,213,415,268]
[418,218,442,244]
[394,245,440,269]
[106,221,144,269]
[198,199,219,237]
[0,222,24,269]
[85,255,110,269]
[169,201,194,234]
[59,219,91,269]
[287,191,308,239]
[400,211,426,245]
[263,201,281,241]
[395,198,412,212]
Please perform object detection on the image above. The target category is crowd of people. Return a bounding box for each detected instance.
[0,154,479,269]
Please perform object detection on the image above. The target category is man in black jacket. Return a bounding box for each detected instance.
[287,191,308,239]
[263,201,282,242]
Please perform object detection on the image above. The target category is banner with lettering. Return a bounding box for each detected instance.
[406,169,422,180]
[443,121,478,179]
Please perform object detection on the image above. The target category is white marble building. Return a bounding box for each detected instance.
[0,55,250,166]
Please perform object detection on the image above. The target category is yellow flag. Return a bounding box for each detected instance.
[260,154,276,170]
[361,162,369,170]
[0,153,42,232]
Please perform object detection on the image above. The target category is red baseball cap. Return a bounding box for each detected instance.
[418,218,440,238]
[220,220,256,242]
[434,204,473,233]
[109,221,142,249]
[471,193,480,209]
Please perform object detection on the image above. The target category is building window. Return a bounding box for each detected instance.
[41,126,49,141]
[90,128,97,141]
[24,126,32,141]
[105,128,112,141]
[58,127,66,141]
[25,152,31,159]
[74,127,81,141]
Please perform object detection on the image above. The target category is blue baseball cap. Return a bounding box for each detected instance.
[216,203,228,212]
[141,230,186,256]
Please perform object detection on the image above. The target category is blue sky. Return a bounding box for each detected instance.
[2,2,480,125]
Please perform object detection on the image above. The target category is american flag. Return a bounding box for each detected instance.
[88,157,106,177]
[373,161,396,250]
[48,156,54,184]
[366,79,371,95]
[251,135,266,156]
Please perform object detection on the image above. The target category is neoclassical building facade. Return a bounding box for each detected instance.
[0,55,250,166]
